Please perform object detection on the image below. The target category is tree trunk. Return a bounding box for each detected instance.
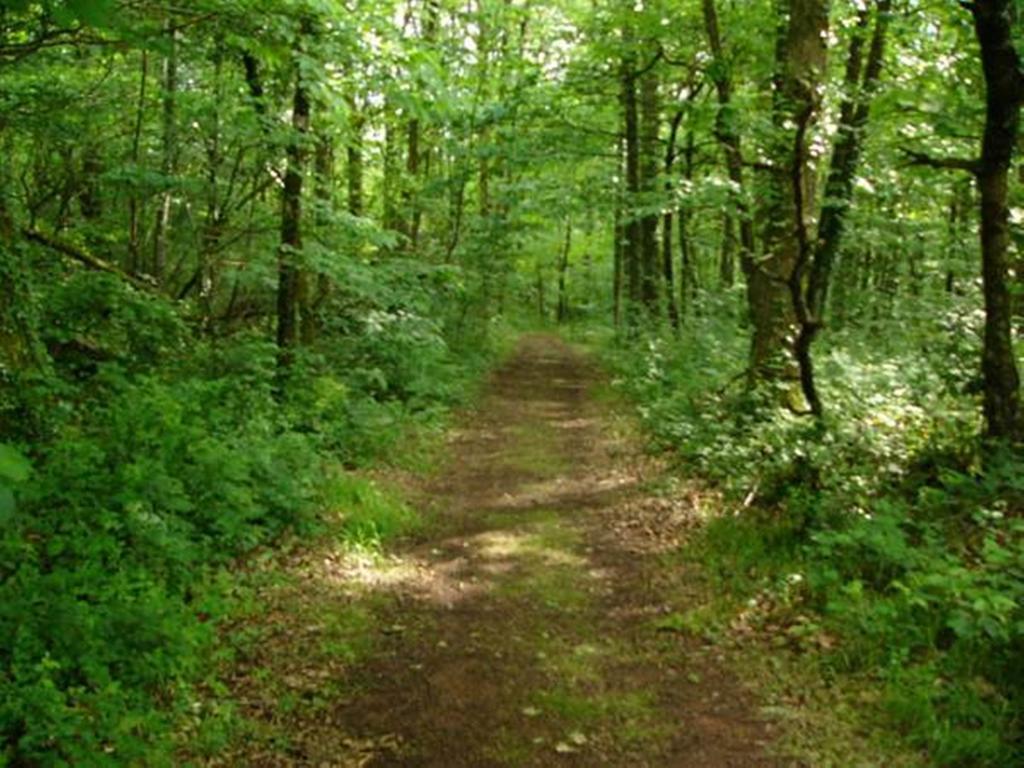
[702,0,756,278]
[79,150,103,221]
[301,133,333,345]
[536,263,546,321]
[972,0,1023,440]
[754,0,828,386]
[663,108,683,330]
[807,0,891,320]
[556,216,572,323]
[678,130,699,314]
[153,18,177,285]
[347,103,364,217]
[613,134,625,328]
[720,213,736,287]
[639,68,660,315]
[277,39,311,373]
[621,54,642,326]
[793,0,891,416]
[383,112,399,235]
[128,49,148,276]
[199,35,224,330]
[406,117,421,250]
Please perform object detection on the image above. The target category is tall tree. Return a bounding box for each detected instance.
[752,0,829,385]
[153,16,178,284]
[792,0,892,415]
[639,66,660,315]
[620,41,642,324]
[702,0,756,313]
[971,0,1023,440]
[276,22,312,372]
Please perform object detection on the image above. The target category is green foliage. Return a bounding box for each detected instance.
[599,312,1024,766]
[0,264,498,762]
[3,0,1023,762]
[324,473,421,550]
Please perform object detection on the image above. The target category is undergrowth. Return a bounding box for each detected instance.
[0,268,503,765]
[587,292,1024,767]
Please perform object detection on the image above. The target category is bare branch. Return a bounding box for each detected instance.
[901,148,981,174]
[23,228,157,291]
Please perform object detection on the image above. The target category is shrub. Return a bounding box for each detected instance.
[597,315,1023,766]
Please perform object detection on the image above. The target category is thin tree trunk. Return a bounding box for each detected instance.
[301,132,333,345]
[347,103,364,217]
[807,0,891,320]
[720,213,736,287]
[702,0,755,276]
[128,49,148,276]
[536,263,546,321]
[406,117,421,250]
[678,130,699,314]
[153,17,177,285]
[663,108,683,330]
[277,34,311,373]
[79,148,103,221]
[621,52,642,326]
[383,113,399,235]
[56,145,74,231]
[794,0,891,417]
[613,134,625,328]
[556,215,572,323]
[639,68,660,315]
[199,35,224,331]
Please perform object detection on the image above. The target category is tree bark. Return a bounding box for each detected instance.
[383,112,399,235]
[639,68,660,314]
[347,102,364,217]
[79,150,103,221]
[702,0,755,277]
[556,215,572,323]
[301,132,333,345]
[406,117,421,249]
[793,0,891,416]
[720,213,736,287]
[153,17,177,285]
[277,35,311,373]
[754,0,828,385]
[613,132,625,328]
[199,35,224,330]
[678,130,699,315]
[127,49,148,276]
[662,108,683,329]
[808,0,890,320]
[536,263,546,320]
[620,52,642,325]
[972,0,1023,440]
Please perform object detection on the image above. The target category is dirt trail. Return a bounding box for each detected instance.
[217,335,781,767]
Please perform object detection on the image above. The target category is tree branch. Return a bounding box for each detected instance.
[23,228,156,291]
[901,148,981,174]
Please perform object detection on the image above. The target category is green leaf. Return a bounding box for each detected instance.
[65,0,117,27]
[0,444,31,484]
[0,487,14,523]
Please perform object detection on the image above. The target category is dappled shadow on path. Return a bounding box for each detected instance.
[212,334,782,768]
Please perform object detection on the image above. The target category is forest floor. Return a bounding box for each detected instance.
[206,334,785,767]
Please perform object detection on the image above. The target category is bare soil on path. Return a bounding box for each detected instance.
[214,334,783,767]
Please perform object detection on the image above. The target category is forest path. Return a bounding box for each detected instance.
[215,334,781,767]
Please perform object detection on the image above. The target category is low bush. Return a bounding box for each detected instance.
[595,304,1024,766]
[0,266,500,765]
